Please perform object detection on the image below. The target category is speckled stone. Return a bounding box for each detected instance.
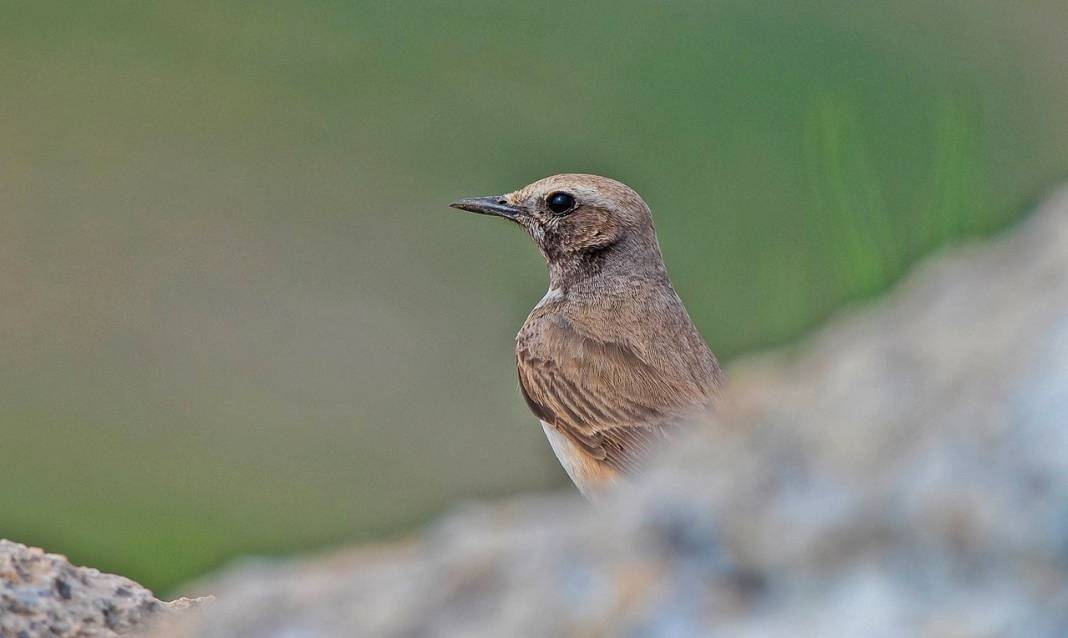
[0,540,205,638]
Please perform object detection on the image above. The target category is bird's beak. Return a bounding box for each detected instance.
[449,195,525,221]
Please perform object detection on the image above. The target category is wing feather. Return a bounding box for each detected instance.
[517,315,714,476]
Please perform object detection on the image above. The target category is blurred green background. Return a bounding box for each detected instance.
[2,1,1066,592]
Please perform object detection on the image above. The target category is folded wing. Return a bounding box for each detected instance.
[517,314,714,476]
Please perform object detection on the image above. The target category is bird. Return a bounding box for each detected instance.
[450,174,724,498]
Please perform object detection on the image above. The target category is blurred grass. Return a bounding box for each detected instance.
[1,0,1066,592]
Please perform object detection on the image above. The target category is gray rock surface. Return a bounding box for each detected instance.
[154,185,1068,637]
[0,540,203,638]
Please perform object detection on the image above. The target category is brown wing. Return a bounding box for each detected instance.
[516,314,714,476]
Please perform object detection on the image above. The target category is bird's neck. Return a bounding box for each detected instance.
[546,237,671,298]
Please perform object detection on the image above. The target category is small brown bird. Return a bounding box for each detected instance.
[451,174,723,497]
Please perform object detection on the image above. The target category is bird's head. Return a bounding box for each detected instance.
[451,174,665,286]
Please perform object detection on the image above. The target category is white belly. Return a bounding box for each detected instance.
[540,421,615,498]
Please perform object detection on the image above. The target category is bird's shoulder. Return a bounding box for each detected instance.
[516,286,721,401]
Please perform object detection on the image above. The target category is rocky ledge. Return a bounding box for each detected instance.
[5,186,1068,637]
[0,540,204,638]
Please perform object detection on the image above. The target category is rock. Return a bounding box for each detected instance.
[151,186,1068,637]
[0,540,205,637]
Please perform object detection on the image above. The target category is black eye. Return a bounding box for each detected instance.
[546,192,576,215]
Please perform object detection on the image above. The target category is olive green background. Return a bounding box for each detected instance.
[2,1,1066,592]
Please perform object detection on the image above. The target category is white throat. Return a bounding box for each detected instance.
[534,286,563,310]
